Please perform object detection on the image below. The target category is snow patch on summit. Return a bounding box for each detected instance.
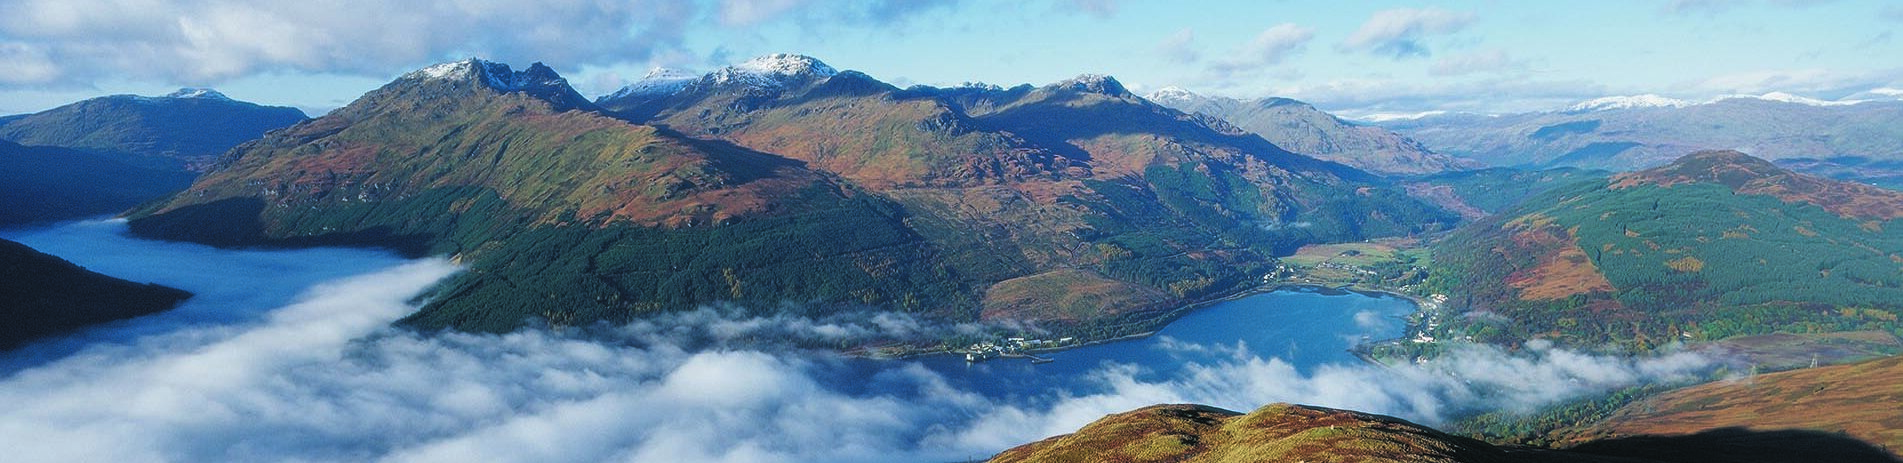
[601,68,696,101]
[706,54,838,89]
[1565,94,1692,113]
[163,88,232,100]
[403,59,570,93]
[1145,86,1201,105]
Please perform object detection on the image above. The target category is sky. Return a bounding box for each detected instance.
[1,0,1900,117]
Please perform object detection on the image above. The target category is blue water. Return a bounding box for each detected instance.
[828,288,1416,401]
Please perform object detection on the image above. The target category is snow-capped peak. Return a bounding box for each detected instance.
[732,54,836,77]
[704,54,838,89]
[163,87,231,100]
[1052,74,1131,97]
[640,67,697,82]
[1870,87,1903,98]
[600,67,697,101]
[1714,91,1864,107]
[407,58,491,81]
[1565,94,1692,112]
[950,82,1004,92]
[1145,86,1200,105]
[402,58,571,93]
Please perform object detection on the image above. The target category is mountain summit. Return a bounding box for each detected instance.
[1048,74,1133,98]
[162,88,234,100]
[397,58,593,110]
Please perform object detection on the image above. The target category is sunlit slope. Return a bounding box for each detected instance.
[129,60,970,332]
[1429,150,1903,350]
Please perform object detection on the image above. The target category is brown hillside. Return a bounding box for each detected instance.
[1565,355,1903,456]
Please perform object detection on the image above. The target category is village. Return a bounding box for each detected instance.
[959,336,1076,363]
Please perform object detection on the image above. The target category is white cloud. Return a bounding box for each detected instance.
[1340,8,1475,58]
[1244,23,1316,66]
[0,0,700,86]
[1197,23,1316,86]
[0,42,59,85]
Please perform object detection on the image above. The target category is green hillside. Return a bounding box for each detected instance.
[1428,151,1903,350]
[0,89,307,171]
[0,238,191,349]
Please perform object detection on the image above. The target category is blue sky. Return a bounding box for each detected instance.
[1,0,1899,117]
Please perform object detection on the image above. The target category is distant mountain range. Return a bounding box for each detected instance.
[1427,150,1903,350]
[1380,96,1903,172]
[127,55,1455,335]
[1146,87,1479,176]
[0,238,190,349]
[0,88,307,171]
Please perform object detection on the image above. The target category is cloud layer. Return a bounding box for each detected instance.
[0,0,698,85]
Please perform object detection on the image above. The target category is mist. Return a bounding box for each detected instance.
[0,220,1719,462]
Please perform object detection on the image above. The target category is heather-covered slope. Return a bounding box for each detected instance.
[1564,355,1903,457]
[132,55,1454,336]
[0,88,307,171]
[130,59,969,333]
[1148,87,1477,176]
[0,140,196,227]
[990,402,1900,463]
[0,238,191,349]
[1427,151,1903,350]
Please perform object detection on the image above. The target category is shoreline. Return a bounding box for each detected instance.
[852,281,1430,365]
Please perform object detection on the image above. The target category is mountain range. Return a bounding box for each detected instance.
[1380,96,1903,172]
[13,53,1903,461]
[126,55,1455,335]
[1146,87,1479,176]
[0,88,307,171]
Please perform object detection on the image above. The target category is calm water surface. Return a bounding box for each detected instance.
[831,288,1416,401]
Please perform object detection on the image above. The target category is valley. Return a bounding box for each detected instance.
[5,3,1903,461]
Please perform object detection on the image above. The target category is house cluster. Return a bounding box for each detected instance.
[963,336,1075,362]
[1409,295,1451,344]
